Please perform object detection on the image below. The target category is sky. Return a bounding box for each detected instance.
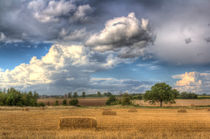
[0,0,210,95]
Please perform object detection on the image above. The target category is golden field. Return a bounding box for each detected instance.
[38,97,210,107]
[134,99,210,107]
[1,106,210,139]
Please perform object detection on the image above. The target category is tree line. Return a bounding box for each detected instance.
[105,83,200,107]
[0,83,202,107]
[0,88,40,106]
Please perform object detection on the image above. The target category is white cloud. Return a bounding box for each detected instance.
[0,44,125,94]
[86,12,155,58]
[0,32,6,41]
[172,71,210,94]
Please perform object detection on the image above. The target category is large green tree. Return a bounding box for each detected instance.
[144,83,179,107]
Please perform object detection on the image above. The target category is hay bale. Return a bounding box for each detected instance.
[102,110,117,115]
[59,117,97,129]
[177,109,187,113]
[128,108,138,112]
[22,108,29,111]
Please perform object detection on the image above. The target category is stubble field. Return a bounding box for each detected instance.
[0,106,210,139]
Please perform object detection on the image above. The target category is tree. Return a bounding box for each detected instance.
[62,99,67,105]
[82,92,86,98]
[73,92,78,98]
[55,100,59,106]
[172,89,179,98]
[97,91,101,97]
[144,83,178,107]
[104,92,112,97]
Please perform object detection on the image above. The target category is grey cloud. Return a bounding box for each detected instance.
[0,0,93,43]
[89,78,154,94]
[28,0,92,23]
[205,37,210,43]
[185,38,192,44]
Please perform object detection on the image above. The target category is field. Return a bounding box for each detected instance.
[1,106,210,138]
[1,99,210,138]
[134,99,210,107]
[38,97,107,106]
[38,97,210,107]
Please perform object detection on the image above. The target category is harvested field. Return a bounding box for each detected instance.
[1,107,210,138]
[38,97,107,106]
[39,98,210,107]
[134,99,210,107]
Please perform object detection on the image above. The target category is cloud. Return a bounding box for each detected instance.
[0,44,126,94]
[185,38,192,44]
[28,0,92,23]
[86,12,155,58]
[172,72,210,94]
[0,0,93,43]
[150,22,210,65]
[72,4,92,22]
[205,37,210,43]
[90,77,153,93]
[58,28,89,42]
[0,32,6,41]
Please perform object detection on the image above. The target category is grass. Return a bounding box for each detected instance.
[1,106,210,138]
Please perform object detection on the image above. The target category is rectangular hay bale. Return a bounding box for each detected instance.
[128,108,138,112]
[177,109,187,113]
[59,117,97,129]
[102,110,117,115]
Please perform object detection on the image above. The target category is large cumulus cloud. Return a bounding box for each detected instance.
[172,72,210,94]
[0,44,150,94]
[86,12,155,58]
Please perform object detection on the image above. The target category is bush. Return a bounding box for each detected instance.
[69,98,79,106]
[121,93,132,105]
[38,102,45,107]
[62,99,67,105]
[131,94,142,100]
[55,100,59,106]
[180,92,198,99]
[106,95,118,105]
